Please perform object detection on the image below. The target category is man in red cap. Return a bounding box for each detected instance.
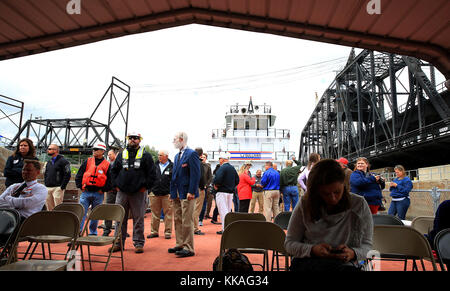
[336,157,352,191]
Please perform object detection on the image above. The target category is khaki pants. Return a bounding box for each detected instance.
[172,197,195,252]
[46,187,65,211]
[263,190,280,222]
[250,191,264,214]
[149,192,173,236]
[193,189,205,232]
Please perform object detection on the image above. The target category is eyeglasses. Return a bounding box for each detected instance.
[128,136,140,140]
[47,148,56,151]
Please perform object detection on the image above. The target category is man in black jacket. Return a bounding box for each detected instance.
[44,144,71,210]
[147,149,173,239]
[213,152,239,234]
[110,132,156,254]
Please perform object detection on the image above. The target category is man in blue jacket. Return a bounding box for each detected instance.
[169,132,201,258]
[261,161,280,222]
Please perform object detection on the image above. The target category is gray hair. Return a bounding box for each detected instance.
[175,132,188,143]
[158,149,169,156]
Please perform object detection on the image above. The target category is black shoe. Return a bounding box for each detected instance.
[102,231,111,237]
[194,230,205,235]
[205,215,212,219]
[216,230,223,235]
[147,233,159,238]
[98,224,106,229]
[176,249,195,258]
[168,246,183,253]
[211,220,220,225]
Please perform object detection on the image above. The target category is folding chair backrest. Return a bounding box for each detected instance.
[86,204,125,223]
[7,211,80,264]
[411,216,435,235]
[274,211,292,230]
[372,214,404,226]
[221,220,286,253]
[224,212,266,229]
[373,225,437,270]
[434,229,450,270]
[54,203,85,223]
[16,211,80,239]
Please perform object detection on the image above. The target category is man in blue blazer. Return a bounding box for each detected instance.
[169,132,201,257]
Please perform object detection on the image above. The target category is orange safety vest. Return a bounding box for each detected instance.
[82,157,110,190]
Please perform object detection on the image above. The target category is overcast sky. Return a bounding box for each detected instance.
[1,24,362,159]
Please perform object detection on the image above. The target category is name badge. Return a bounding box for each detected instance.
[22,188,33,197]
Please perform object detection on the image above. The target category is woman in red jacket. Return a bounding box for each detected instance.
[237,162,256,213]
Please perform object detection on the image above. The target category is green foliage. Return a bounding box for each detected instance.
[144,145,158,162]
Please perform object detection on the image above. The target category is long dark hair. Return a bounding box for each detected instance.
[307,153,320,170]
[13,138,36,158]
[302,159,351,221]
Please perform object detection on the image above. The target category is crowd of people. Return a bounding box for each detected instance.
[1,135,449,270]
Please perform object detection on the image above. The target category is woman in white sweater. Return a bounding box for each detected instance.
[285,159,373,271]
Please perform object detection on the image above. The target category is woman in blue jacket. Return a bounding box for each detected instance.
[387,165,413,220]
[350,157,385,214]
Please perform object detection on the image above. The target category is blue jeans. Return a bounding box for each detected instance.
[388,198,410,220]
[282,186,299,212]
[79,191,104,235]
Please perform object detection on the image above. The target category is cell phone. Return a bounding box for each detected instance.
[330,248,343,254]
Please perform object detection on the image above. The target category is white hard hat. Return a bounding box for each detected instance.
[127,132,142,140]
[93,141,107,151]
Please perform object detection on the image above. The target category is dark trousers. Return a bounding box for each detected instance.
[199,192,208,222]
[238,199,250,213]
[116,190,146,248]
[103,191,117,235]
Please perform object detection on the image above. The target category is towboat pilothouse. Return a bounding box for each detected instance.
[207,97,295,175]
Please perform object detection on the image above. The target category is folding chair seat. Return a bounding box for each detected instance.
[218,220,289,271]
[371,225,438,271]
[0,211,79,271]
[25,203,85,260]
[434,228,450,271]
[273,211,292,230]
[0,208,21,266]
[272,211,292,270]
[372,214,404,226]
[411,216,435,235]
[74,204,125,271]
[223,212,268,270]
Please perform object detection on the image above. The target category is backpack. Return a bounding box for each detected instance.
[213,249,253,271]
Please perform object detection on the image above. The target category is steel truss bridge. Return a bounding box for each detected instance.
[5,77,130,155]
[299,49,450,170]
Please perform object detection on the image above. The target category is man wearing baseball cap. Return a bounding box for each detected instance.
[336,157,352,191]
[75,141,112,235]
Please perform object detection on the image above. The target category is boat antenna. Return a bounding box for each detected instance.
[248,96,254,113]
